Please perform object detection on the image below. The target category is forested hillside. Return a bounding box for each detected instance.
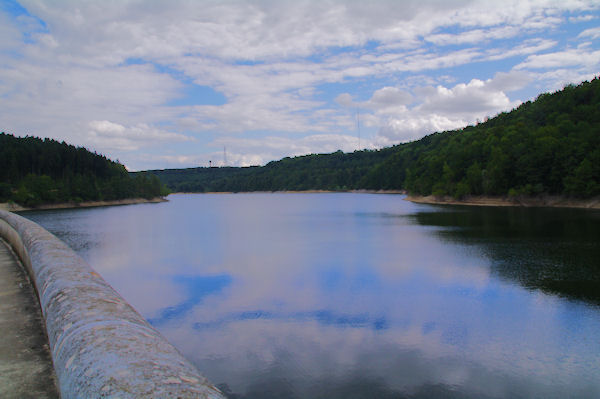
[0,133,169,206]
[148,147,397,193]
[364,78,600,198]
[148,78,599,198]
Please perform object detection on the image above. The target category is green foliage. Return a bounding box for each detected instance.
[0,133,170,206]
[147,77,600,199]
[453,180,471,199]
[564,156,600,197]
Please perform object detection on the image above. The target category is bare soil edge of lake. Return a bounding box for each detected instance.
[0,197,167,212]
[405,195,600,209]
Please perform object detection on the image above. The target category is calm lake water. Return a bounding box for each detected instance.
[22,193,600,398]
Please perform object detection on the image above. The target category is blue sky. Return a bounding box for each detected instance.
[1,0,599,170]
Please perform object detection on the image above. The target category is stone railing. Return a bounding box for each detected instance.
[0,210,225,399]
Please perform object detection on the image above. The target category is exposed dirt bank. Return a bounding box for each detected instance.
[405,195,600,209]
[0,197,167,212]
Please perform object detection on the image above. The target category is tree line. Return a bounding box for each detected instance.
[144,147,397,193]
[0,133,169,206]
[148,77,599,199]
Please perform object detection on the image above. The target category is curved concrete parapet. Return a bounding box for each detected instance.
[0,210,225,399]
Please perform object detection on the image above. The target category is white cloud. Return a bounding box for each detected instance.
[335,93,354,108]
[373,73,525,144]
[484,38,557,61]
[578,27,600,40]
[420,79,518,114]
[426,26,521,46]
[88,120,193,151]
[515,48,600,69]
[486,70,533,92]
[367,87,413,109]
[336,87,413,110]
[569,14,597,22]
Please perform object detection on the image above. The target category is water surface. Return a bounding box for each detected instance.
[23,193,600,398]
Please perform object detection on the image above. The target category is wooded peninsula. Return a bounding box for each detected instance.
[0,134,169,207]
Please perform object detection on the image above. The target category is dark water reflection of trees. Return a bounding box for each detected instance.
[411,206,600,306]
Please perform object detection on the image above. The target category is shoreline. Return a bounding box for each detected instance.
[0,197,167,212]
[170,189,407,195]
[404,195,600,209]
[6,192,595,211]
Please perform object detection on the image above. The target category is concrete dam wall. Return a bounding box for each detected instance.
[0,210,225,399]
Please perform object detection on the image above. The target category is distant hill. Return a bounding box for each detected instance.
[147,78,599,199]
[145,148,397,193]
[0,133,169,207]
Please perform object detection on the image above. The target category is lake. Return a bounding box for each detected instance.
[22,193,600,398]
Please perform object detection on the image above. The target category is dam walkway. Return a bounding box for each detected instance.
[0,238,58,398]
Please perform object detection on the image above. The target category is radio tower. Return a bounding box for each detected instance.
[356,108,361,151]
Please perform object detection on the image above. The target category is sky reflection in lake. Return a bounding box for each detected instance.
[23,194,600,398]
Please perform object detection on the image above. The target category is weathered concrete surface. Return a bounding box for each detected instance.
[0,210,226,399]
[0,238,59,398]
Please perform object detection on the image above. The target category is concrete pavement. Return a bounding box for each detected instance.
[0,238,58,398]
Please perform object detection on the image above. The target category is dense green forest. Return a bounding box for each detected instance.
[148,77,599,198]
[0,133,169,206]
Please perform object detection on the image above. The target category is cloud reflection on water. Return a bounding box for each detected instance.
[22,194,600,398]
[148,274,232,326]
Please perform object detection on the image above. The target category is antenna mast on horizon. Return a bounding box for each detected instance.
[223,146,227,167]
[356,108,361,151]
